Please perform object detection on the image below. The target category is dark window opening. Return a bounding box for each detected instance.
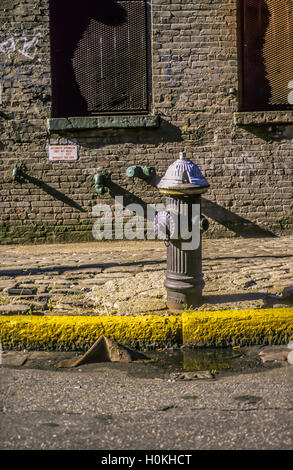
[239,0,293,111]
[49,0,149,117]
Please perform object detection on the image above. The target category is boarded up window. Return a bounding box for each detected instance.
[240,0,293,111]
[49,0,149,117]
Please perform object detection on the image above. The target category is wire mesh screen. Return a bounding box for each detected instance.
[241,0,293,111]
[49,0,148,117]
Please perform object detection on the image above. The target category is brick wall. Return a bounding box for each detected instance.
[0,0,292,244]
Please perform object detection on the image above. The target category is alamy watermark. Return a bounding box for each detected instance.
[92,196,201,250]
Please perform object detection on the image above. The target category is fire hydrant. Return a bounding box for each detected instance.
[155,152,209,310]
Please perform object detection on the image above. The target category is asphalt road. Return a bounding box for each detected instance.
[0,352,292,452]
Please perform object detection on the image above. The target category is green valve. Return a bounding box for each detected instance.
[95,185,107,195]
[126,166,137,178]
[93,168,112,196]
[142,166,156,177]
[126,165,156,179]
[12,164,26,182]
[12,167,19,179]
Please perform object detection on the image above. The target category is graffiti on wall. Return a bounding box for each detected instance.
[0,31,49,106]
[0,32,42,60]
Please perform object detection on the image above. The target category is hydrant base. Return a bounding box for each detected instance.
[165,270,205,310]
[167,292,204,311]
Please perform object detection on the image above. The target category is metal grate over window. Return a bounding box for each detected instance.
[240,0,293,111]
[49,0,149,117]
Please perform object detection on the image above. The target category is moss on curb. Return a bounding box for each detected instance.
[183,308,293,347]
[0,315,182,350]
[0,307,292,350]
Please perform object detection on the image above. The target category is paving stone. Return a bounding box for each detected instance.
[9,278,36,284]
[61,270,103,278]
[77,279,107,286]
[6,287,37,296]
[23,295,52,302]
[29,301,49,312]
[49,288,85,295]
[42,279,74,285]
[0,304,30,315]
[103,265,144,273]
[94,273,135,279]
[142,264,166,272]
[41,272,62,277]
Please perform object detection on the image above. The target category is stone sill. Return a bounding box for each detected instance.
[234,111,293,126]
[47,115,160,131]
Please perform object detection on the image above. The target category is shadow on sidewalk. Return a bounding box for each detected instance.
[203,254,293,261]
[203,292,289,309]
[0,259,165,277]
[1,253,292,278]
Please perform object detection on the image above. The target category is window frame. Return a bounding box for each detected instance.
[48,0,152,119]
[237,0,293,112]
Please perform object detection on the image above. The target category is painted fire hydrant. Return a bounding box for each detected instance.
[155,152,209,310]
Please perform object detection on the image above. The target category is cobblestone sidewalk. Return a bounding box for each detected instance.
[0,236,292,316]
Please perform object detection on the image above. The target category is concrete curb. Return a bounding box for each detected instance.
[183,308,293,346]
[1,307,293,350]
[0,315,182,350]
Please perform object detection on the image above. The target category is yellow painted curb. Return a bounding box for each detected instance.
[0,307,292,350]
[0,315,182,350]
[183,307,293,346]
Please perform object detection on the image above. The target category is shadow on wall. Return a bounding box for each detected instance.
[21,173,86,213]
[14,172,278,239]
[239,124,293,142]
[202,198,277,238]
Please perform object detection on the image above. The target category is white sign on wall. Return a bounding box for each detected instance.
[48,145,78,161]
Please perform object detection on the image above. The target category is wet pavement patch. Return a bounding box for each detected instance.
[0,345,289,380]
[142,346,275,377]
[149,348,243,372]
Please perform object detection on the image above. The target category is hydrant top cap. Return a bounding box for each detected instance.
[157,153,209,194]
